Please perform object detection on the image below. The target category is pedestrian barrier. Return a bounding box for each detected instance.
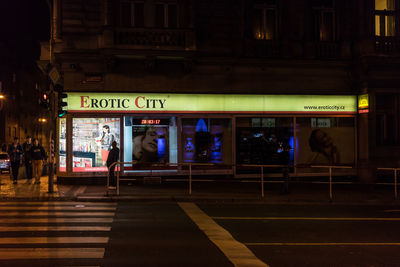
[376,167,399,199]
[107,162,293,197]
[107,163,400,201]
[107,162,215,196]
[310,165,353,201]
[239,164,292,197]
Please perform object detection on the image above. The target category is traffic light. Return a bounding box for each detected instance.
[39,92,50,109]
[54,84,67,117]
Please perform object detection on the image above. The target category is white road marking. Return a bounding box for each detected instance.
[0,248,105,259]
[213,216,400,221]
[246,242,400,246]
[0,226,111,231]
[179,202,269,267]
[0,211,115,217]
[0,206,116,211]
[0,202,117,206]
[0,217,114,223]
[0,237,109,244]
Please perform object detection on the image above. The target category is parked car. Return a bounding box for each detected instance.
[0,153,10,173]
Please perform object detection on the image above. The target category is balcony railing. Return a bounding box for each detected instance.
[375,36,400,54]
[114,28,195,50]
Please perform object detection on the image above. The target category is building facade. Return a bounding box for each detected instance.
[40,0,400,182]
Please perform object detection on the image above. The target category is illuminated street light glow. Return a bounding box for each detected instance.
[0,94,5,99]
[38,118,47,123]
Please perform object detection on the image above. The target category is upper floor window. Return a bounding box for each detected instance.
[155,3,178,28]
[120,1,144,27]
[375,0,396,36]
[253,0,277,40]
[312,0,335,41]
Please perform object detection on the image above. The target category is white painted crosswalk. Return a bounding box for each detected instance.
[0,201,116,264]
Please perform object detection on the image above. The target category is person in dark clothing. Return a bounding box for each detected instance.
[279,142,291,194]
[106,141,119,188]
[22,136,33,182]
[7,137,23,184]
[30,139,47,184]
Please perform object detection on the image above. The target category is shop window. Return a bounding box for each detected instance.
[59,118,66,172]
[376,94,398,145]
[236,117,293,167]
[155,3,178,28]
[123,116,177,169]
[120,1,144,27]
[375,0,396,36]
[296,117,355,166]
[72,118,120,172]
[182,118,232,164]
[253,0,277,40]
[312,0,335,41]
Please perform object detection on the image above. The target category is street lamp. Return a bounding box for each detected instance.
[0,94,5,99]
[38,118,47,123]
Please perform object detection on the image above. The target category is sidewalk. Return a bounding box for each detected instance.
[1,174,399,205]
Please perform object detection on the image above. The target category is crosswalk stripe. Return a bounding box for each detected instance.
[0,226,111,231]
[0,202,117,206]
[0,248,105,259]
[0,217,114,223]
[0,237,109,244]
[0,212,115,217]
[0,206,117,211]
[0,202,115,262]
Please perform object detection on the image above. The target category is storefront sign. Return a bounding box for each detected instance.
[66,93,357,114]
[358,94,369,114]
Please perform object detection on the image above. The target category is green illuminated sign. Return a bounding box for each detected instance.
[65,93,357,114]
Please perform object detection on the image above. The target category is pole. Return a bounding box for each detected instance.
[329,167,332,201]
[189,163,192,195]
[395,169,398,199]
[48,131,54,193]
[117,162,120,196]
[261,166,264,197]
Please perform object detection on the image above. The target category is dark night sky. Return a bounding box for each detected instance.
[0,0,50,62]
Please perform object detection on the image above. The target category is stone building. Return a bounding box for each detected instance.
[40,0,400,181]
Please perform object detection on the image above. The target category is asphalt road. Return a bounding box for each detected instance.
[1,201,400,266]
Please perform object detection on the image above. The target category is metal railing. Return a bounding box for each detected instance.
[105,163,400,201]
[107,162,216,196]
[310,165,353,201]
[377,167,399,199]
[107,162,293,197]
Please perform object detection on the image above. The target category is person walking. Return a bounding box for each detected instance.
[106,141,119,189]
[22,136,33,182]
[7,137,23,184]
[30,139,47,184]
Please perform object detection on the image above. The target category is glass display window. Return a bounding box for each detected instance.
[296,117,355,166]
[72,118,120,172]
[182,118,232,164]
[236,117,294,167]
[59,118,66,172]
[124,116,177,169]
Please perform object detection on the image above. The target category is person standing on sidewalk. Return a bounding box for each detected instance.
[22,136,33,182]
[30,138,47,184]
[106,141,119,188]
[279,142,291,195]
[7,137,23,184]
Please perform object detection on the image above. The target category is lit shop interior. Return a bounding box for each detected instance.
[58,112,356,178]
[58,93,357,177]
